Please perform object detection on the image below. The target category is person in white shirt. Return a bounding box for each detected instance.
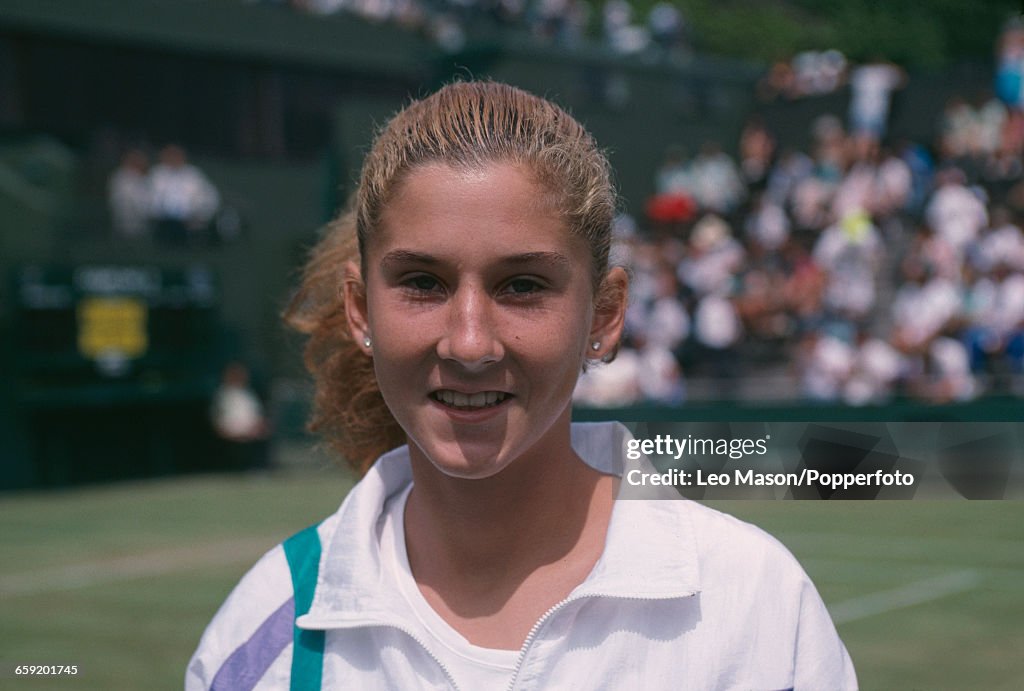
[813,210,884,321]
[149,144,220,244]
[848,58,905,144]
[108,147,152,237]
[925,168,988,255]
[188,82,856,690]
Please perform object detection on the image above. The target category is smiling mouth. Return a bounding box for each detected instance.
[430,390,510,410]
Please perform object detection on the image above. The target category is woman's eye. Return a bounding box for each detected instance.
[504,278,543,295]
[405,275,441,292]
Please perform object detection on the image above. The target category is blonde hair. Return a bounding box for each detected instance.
[286,81,617,474]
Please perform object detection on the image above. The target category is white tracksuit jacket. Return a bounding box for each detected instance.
[187,422,857,690]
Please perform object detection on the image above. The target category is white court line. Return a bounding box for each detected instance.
[782,531,1024,554]
[0,537,274,597]
[829,569,982,624]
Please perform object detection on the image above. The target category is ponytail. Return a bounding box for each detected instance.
[284,210,406,474]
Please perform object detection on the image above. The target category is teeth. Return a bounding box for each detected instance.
[434,390,507,409]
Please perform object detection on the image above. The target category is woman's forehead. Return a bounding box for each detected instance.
[388,160,558,210]
[368,161,583,256]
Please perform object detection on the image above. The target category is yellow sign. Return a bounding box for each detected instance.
[77,297,148,359]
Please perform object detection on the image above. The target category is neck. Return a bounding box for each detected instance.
[403,422,613,586]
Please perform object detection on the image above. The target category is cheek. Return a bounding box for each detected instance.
[365,301,431,379]
[521,309,591,376]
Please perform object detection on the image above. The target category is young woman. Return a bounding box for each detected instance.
[188,82,856,690]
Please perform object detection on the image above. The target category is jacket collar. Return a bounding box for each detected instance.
[299,422,701,630]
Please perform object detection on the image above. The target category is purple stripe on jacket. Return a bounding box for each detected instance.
[211,597,295,691]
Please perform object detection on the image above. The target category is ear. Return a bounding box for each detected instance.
[343,261,372,356]
[588,267,628,361]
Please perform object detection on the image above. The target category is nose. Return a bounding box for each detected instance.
[437,285,504,372]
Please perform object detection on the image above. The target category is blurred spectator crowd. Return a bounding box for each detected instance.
[575,21,1024,407]
[249,0,691,56]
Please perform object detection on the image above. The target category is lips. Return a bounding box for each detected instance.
[430,389,510,410]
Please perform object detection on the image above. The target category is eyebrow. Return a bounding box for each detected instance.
[379,250,440,269]
[379,250,572,270]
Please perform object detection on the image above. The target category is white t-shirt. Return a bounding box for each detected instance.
[925,184,988,252]
[849,64,901,123]
[384,485,518,690]
[211,385,265,440]
[694,293,742,349]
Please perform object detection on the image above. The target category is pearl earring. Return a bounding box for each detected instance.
[591,341,601,351]
[363,336,372,348]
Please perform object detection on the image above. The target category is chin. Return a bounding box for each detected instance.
[429,449,512,481]
[433,462,507,481]
[413,439,515,481]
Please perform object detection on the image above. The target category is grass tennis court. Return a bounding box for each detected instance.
[2,466,1022,690]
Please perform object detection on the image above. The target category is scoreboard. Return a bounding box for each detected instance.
[10,264,227,487]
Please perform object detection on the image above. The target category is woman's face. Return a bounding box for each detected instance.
[348,161,620,479]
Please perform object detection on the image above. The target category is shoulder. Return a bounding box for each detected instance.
[679,501,858,688]
[186,515,340,690]
[185,541,293,690]
[679,500,815,606]
[684,501,804,572]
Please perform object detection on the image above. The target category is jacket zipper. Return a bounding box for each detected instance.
[382,622,463,690]
[327,590,694,690]
[504,590,697,691]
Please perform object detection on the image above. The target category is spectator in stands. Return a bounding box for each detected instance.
[847,56,906,146]
[912,336,978,403]
[843,328,905,406]
[654,144,691,195]
[905,221,960,281]
[678,214,745,296]
[972,89,1008,160]
[873,144,914,219]
[149,144,221,246]
[765,147,813,208]
[654,215,742,391]
[647,1,689,58]
[925,167,988,256]
[688,141,746,216]
[890,258,962,355]
[789,132,843,232]
[812,210,884,323]
[832,146,879,220]
[744,192,790,253]
[108,147,152,238]
[735,264,791,342]
[635,263,690,352]
[811,114,847,182]
[634,334,686,404]
[897,138,935,214]
[939,96,976,163]
[211,361,271,470]
[738,116,776,191]
[602,0,647,54]
[793,50,847,97]
[647,145,697,237]
[961,258,1024,376]
[797,329,854,402]
[996,18,1024,110]
[757,59,798,101]
[782,242,827,333]
[533,0,588,45]
[974,206,1024,273]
